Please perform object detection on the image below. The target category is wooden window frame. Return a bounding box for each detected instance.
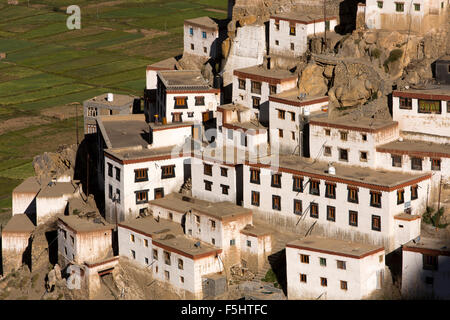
[250,168,260,184]
[251,81,262,95]
[418,99,441,114]
[161,165,176,179]
[203,163,213,176]
[337,260,347,270]
[293,176,303,192]
[347,187,359,204]
[423,255,438,271]
[300,274,307,283]
[431,158,441,171]
[349,210,358,227]
[251,191,260,207]
[252,96,261,109]
[411,185,418,200]
[294,199,302,215]
[372,215,381,232]
[272,195,281,211]
[135,190,149,205]
[221,184,229,195]
[204,180,213,191]
[411,157,423,171]
[277,109,286,119]
[134,168,149,182]
[300,254,309,264]
[327,206,336,222]
[174,96,188,109]
[397,189,405,204]
[320,277,327,287]
[270,85,277,95]
[399,97,412,109]
[392,154,402,167]
[310,202,319,218]
[309,180,320,196]
[341,280,348,290]
[370,191,382,208]
[325,182,336,199]
[195,96,205,106]
[339,148,349,162]
[220,167,228,177]
[238,79,246,90]
[271,173,282,188]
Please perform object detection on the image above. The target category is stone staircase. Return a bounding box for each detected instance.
[252,238,286,282]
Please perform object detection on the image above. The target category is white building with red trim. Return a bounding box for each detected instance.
[184,17,227,60]
[269,89,329,155]
[401,237,450,299]
[232,65,298,124]
[269,12,337,58]
[243,154,431,252]
[286,236,385,300]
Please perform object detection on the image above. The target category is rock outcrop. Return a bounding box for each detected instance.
[33,144,77,181]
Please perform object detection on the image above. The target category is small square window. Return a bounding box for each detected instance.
[320,257,327,266]
[130,234,135,243]
[339,149,348,162]
[275,40,279,45]
[349,211,358,227]
[291,43,294,50]
[180,276,185,283]
[414,3,420,10]
[377,1,383,8]
[360,151,368,162]
[325,129,331,136]
[131,250,136,259]
[191,43,194,50]
[230,239,236,246]
[320,277,327,287]
[340,131,348,141]
[337,260,347,270]
[300,274,307,283]
[324,146,332,156]
[247,240,251,247]
[300,254,309,264]
[341,280,348,290]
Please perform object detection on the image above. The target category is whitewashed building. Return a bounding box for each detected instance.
[1,214,35,274]
[243,154,431,252]
[184,17,226,60]
[232,65,298,124]
[154,70,221,127]
[57,215,114,268]
[269,12,337,58]
[269,89,329,155]
[286,236,385,300]
[118,216,224,299]
[240,224,273,272]
[402,237,450,299]
[12,176,41,217]
[309,114,400,167]
[392,86,450,140]
[364,0,448,34]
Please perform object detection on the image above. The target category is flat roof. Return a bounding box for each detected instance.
[287,236,384,259]
[403,237,450,256]
[194,144,270,166]
[218,103,250,112]
[251,154,431,191]
[184,16,218,30]
[393,85,450,100]
[58,215,113,233]
[157,70,214,92]
[376,139,450,158]
[147,57,178,71]
[240,224,272,237]
[13,176,41,194]
[152,234,221,260]
[3,214,35,233]
[269,88,328,107]
[270,12,336,24]
[98,114,149,149]
[309,113,398,133]
[84,93,136,108]
[234,65,297,84]
[437,55,450,61]
[36,181,77,199]
[119,216,183,238]
[149,193,252,221]
[223,121,268,132]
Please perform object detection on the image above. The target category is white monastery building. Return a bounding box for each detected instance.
[184,17,226,60]
[402,237,450,299]
[286,236,385,300]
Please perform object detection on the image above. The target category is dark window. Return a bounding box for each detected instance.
[221,184,229,195]
[202,31,207,39]
[289,25,296,36]
[324,146,332,156]
[320,257,327,266]
[325,129,331,136]
[300,274,307,282]
[252,96,261,109]
[178,258,184,270]
[221,167,228,177]
[325,183,336,199]
[289,112,295,121]
[418,99,441,114]
[154,188,164,199]
[370,191,382,208]
[278,109,286,119]
[271,173,282,188]
[293,176,303,192]
[362,133,367,141]
[414,3,420,10]
[108,163,113,177]
[135,169,148,182]
[310,203,319,218]
[187,112,194,118]
[290,42,294,50]
[327,206,336,222]
[278,129,284,138]
[397,189,405,204]
[399,97,412,109]
[320,277,327,287]
[238,79,246,90]
[411,157,422,171]
[116,189,120,203]
[115,167,120,181]
[161,165,176,179]
[411,185,418,200]
[270,85,277,95]
[164,251,171,265]
[204,180,212,191]
[341,281,348,290]
[272,195,281,211]
[431,159,441,171]
[377,1,383,8]
[250,168,260,184]
[340,131,348,141]
[251,191,260,206]
[337,260,347,270]
[325,20,330,31]
[191,43,195,50]
[204,163,213,176]
[136,190,148,205]
[395,2,404,12]
[153,249,158,260]
[109,185,112,199]
[372,215,381,231]
[339,149,349,161]
[195,96,205,106]
[392,154,402,167]
[251,81,262,94]
[423,255,438,271]
[349,211,358,226]
[310,180,320,196]
[294,200,302,215]
[300,254,309,263]
[360,151,368,162]
[275,20,280,30]
[348,187,359,204]
[172,112,182,123]
[174,96,188,109]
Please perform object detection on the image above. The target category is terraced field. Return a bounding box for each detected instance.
[0,0,227,221]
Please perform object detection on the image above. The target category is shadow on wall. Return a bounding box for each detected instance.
[22,237,33,272]
[0,236,3,276]
[268,248,287,296]
[336,0,361,35]
[45,230,58,266]
[386,247,403,287]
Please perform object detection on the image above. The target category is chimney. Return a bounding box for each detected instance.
[107,93,114,102]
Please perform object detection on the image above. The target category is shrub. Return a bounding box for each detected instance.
[370,48,381,59]
[262,269,277,283]
[422,207,448,228]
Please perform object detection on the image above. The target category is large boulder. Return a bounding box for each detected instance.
[298,64,328,96]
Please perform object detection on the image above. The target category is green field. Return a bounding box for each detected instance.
[0,0,228,217]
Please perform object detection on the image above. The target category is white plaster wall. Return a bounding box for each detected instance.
[76,230,113,264]
[36,192,78,225]
[360,250,386,298]
[242,164,430,251]
[105,156,188,223]
[393,218,421,249]
[58,225,76,266]
[146,70,158,90]
[392,97,450,137]
[287,247,365,300]
[402,250,450,299]
[269,19,307,57]
[149,205,185,224]
[12,193,36,216]
[270,100,328,154]
[2,233,30,253]
[152,126,192,149]
[185,210,225,248]
[191,157,237,204]
[184,24,219,59]
[118,226,153,268]
[165,92,220,124]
